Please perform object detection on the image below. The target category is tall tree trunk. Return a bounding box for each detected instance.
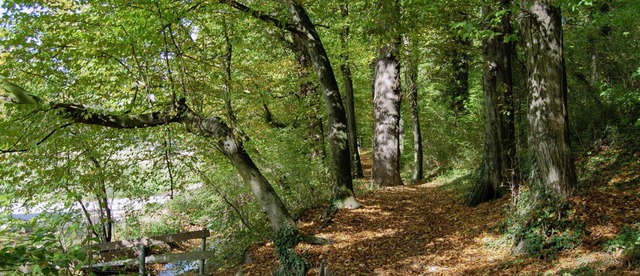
[222,0,358,208]
[403,35,423,183]
[340,2,364,178]
[372,0,403,187]
[292,34,326,159]
[285,0,359,208]
[520,0,576,197]
[467,0,517,206]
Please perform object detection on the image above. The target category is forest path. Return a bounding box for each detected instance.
[236,177,512,275]
[220,147,640,275]
[228,149,516,275]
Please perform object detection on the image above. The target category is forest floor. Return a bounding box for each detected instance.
[215,144,640,275]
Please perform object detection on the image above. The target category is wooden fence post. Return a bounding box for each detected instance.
[139,245,147,276]
[199,234,207,274]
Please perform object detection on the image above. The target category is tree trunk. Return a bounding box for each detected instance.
[403,35,423,183]
[340,2,364,179]
[520,0,576,197]
[285,0,359,208]
[292,34,326,159]
[467,0,517,206]
[185,116,296,232]
[88,156,113,242]
[372,0,403,187]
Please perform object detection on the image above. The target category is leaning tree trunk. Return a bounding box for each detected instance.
[403,35,423,183]
[340,2,364,178]
[184,116,296,232]
[285,0,359,208]
[520,0,576,197]
[0,81,299,234]
[221,0,358,209]
[467,0,517,206]
[372,0,403,187]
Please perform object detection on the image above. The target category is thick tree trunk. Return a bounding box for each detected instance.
[292,34,326,159]
[468,0,517,206]
[372,0,402,187]
[520,0,576,197]
[285,0,359,208]
[403,35,423,183]
[372,48,403,187]
[340,2,364,178]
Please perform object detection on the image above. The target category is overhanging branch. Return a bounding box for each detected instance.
[49,98,188,129]
[221,0,302,34]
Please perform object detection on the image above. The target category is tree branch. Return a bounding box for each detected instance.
[48,98,188,129]
[1,122,74,154]
[221,0,302,34]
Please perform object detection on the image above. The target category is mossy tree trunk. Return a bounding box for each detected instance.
[223,0,359,208]
[284,0,359,208]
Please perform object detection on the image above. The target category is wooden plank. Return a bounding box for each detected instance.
[94,249,137,262]
[88,229,210,251]
[89,251,215,268]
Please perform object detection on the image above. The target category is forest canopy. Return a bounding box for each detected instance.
[1,0,639,274]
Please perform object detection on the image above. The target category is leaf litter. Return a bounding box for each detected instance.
[213,148,640,275]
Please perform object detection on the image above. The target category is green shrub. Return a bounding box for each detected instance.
[557,264,596,276]
[605,224,640,268]
[509,188,583,259]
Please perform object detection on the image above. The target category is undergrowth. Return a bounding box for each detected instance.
[509,188,583,259]
[605,224,640,268]
[273,223,308,276]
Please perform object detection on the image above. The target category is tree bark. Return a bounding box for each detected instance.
[291,34,326,159]
[340,2,364,178]
[403,35,423,183]
[520,0,576,197]
[184,116,296,231]
[467,0,517,206]
[284,0,359,208]
[372,0,403,187]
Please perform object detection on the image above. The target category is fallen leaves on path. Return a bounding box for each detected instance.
[214,147,640,275]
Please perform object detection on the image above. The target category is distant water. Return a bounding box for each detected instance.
[158,261,198,276]
[10,213,38,220]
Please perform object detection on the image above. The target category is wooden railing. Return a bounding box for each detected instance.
[85,229,214,275]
